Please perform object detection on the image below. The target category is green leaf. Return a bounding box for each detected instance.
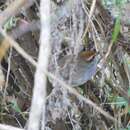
[128,87,130,114]
[128,87,130,96]
[128,106,130,114]
[11,99,21,113]
[115,96,128,108]
[112,16,121,43]
[10,99,27,120]
[127,126,130,130]
[3,16,18,31]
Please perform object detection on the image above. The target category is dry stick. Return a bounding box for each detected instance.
[98,41,113,69]
[27,0,51,130]
[0,29,117,124]
[81,0,99,51]
[98,41,114,68]
[104,41,113,61]
[82,0,97,39]
[3,48,12,99]
[0,124,24,130]
[0,29,37,66]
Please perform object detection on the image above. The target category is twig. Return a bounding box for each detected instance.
[104,41,113,60]
[0,124,24,130]
[82,0,97,39]
[81,0,99,51]
[98,41,113,68]
[0,28,37,66]
[27,0,51,130]
[3,47,12,98]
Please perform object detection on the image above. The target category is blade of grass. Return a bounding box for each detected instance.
[112,16,121,43]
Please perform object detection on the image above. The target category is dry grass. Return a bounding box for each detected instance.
[0,0,129,130]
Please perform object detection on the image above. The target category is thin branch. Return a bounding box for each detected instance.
[27,0,51,130]
[82,0,97,39]
[0,28,37,66]
[3,47,12,98]
[98,40,113,68]
[81,0,99,51]
[0,124,24,130]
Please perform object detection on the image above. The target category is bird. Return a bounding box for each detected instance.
[49,51,99,87]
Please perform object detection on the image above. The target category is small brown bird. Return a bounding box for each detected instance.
[49,51,99,87]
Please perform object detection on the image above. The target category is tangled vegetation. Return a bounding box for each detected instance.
[0,0,130,130]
